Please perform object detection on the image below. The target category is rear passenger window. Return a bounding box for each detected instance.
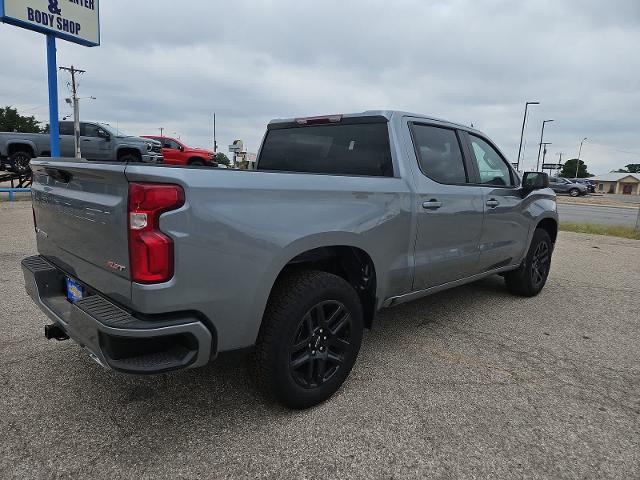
[258,123,393,177]
[411,124,467,184]
[59,122,73,135]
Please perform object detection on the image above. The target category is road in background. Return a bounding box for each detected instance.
[558,203,638,226]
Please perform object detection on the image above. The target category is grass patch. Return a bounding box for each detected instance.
[560,222,640,240]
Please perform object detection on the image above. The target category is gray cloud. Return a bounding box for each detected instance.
[1,0,638,173]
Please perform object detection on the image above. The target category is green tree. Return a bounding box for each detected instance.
[624,163,640,173]
[560,158,591,178]
[0,106,45,133]
[214,152,230,166]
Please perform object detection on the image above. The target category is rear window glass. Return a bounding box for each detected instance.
[257,123,393,177]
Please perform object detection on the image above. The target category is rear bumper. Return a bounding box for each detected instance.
[21,255,213,374]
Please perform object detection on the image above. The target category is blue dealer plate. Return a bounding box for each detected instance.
[66,278,84,303]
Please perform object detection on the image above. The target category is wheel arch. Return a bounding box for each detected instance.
[536,217,558,244]
[117,147,142,161]
[7,141,36,157]
[187,156,206,165]
[250,234,382,346]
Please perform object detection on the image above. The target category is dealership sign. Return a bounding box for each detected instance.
[0,0,100,46]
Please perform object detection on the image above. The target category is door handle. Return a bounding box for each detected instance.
[422,199,442,210]
[82,139,91,142]
[486,198,500,208]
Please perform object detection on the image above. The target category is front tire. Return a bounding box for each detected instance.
[569,188,580,197]
[505,229,553,297]
[252,270,363,409]
[118,153,141,163]
[10,150,32,174]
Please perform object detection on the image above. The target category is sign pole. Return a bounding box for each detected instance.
[46,34,60,157]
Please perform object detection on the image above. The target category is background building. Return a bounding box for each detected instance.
[591,173,640,195]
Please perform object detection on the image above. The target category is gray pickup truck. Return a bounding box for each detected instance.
[22,110,558,408]
[0,121,163,173]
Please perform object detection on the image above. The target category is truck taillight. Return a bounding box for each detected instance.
[128,183,184,284]
[295,114,342,125]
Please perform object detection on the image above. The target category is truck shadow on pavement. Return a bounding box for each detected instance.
[72,274,512,419]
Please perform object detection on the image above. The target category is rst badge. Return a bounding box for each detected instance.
[106,260,126,272]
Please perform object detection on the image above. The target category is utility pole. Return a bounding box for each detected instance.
[59,65,86,159]
[575,137,588,178]
[159,127,164,138]
[516,101,539,171]
[556,152,564,176]
[536,119,554,171]
[540,142,552,171]
[213,114,217,153]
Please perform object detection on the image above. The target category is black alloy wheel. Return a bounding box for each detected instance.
[504,228,553,297]
[530,240,550,290]
[252,270,363,408]
[10,151,32,174]
[289,300,352,389]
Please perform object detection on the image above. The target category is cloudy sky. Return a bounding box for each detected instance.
[1,0,638,174]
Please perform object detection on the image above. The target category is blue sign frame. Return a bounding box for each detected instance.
[0,0,100,47]
[0,0,101,157]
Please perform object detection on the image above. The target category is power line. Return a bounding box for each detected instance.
[586,141,640,156]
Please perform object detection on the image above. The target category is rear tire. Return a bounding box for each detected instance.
[505,229,553,297]
[252,270,363,409]
[10,150,32,174]
[569,188,580,197]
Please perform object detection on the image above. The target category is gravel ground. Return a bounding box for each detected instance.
[1,202,639,479]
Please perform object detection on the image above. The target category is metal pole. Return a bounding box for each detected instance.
[213,114,217,153]
[575,137,587,178]
[46,35,60,157]
[536,123,546,172]
[71,67,81,159]
[536,119,554,172]
[516,101,539,171]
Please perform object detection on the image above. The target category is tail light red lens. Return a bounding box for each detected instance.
[128,183,185,283]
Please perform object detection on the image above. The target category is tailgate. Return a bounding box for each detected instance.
[30,159,132,306]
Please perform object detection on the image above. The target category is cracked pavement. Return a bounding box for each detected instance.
[1,201,639,479]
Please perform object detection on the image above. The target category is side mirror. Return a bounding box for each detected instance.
[97,129,110,140]
[178,145,184,152]
[521,172,549,195]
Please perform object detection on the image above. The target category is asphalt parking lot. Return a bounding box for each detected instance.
[1,201,639,479]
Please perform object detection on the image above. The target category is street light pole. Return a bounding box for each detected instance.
[516,101,539,171]
[536,119,554,171]
[575,137,588,178]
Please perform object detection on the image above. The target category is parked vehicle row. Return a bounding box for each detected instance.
[548,176,588,196]
[568,178,596,193]
[0,122,163,174]
[0,123,218,173]
[23,110,558,409]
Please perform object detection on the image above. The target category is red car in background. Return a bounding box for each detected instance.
[142,136,217,167]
